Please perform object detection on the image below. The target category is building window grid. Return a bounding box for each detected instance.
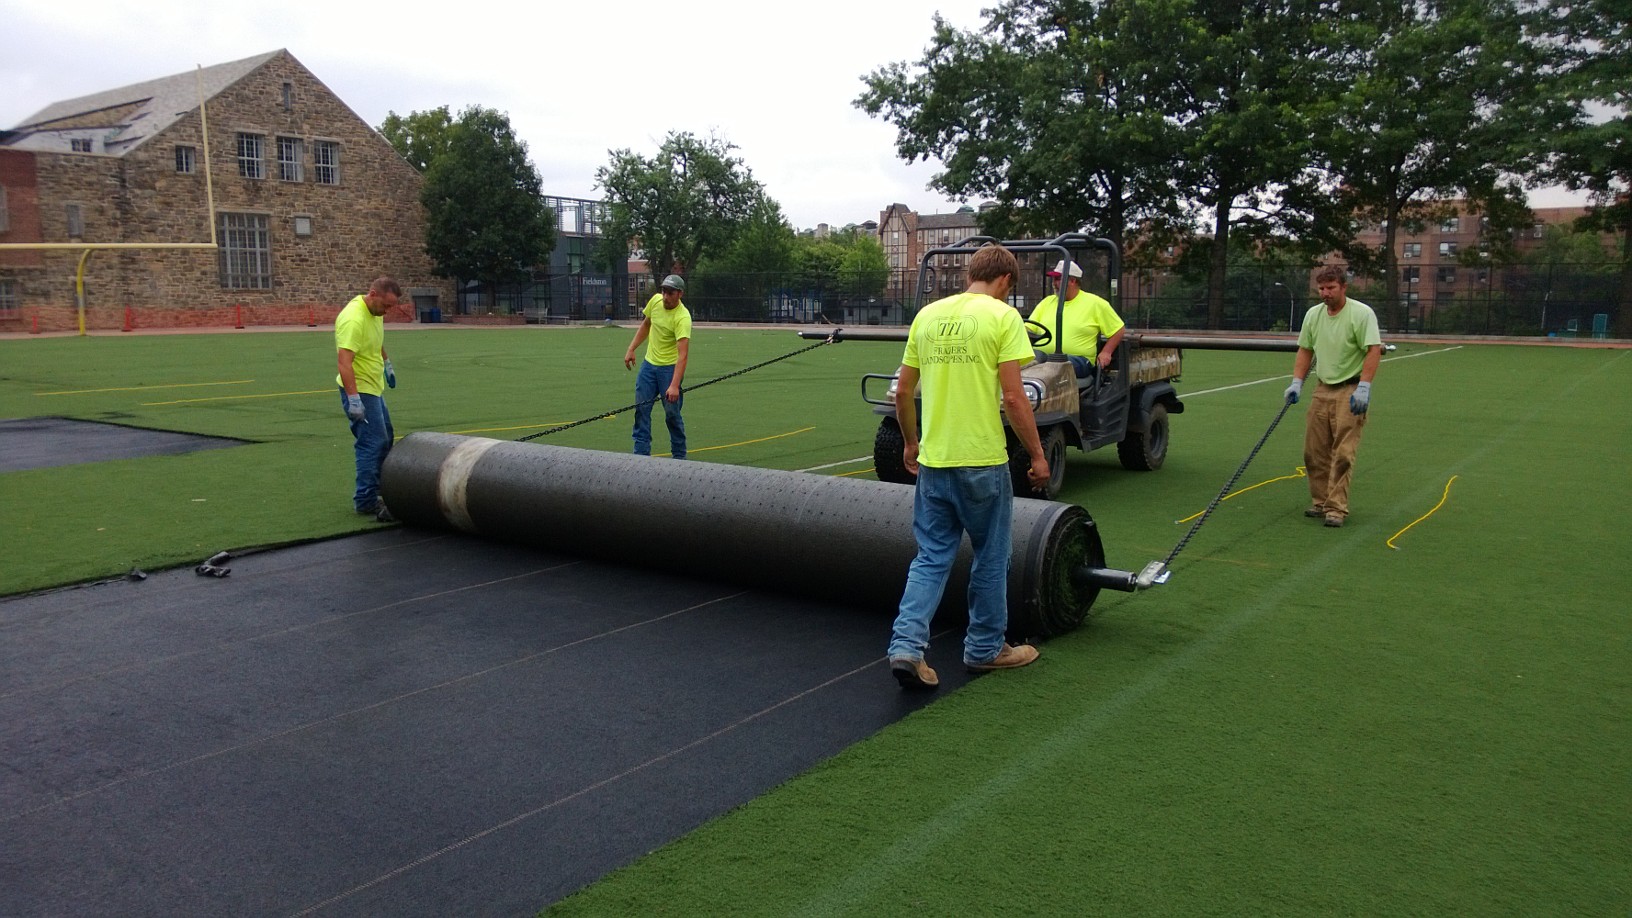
[66,204,84,239]
[0,279,17,316]
[71,138,93,153]
[0,185,9,233]
[175,145,196,174]
[277,137,303,182]
[1439,241,1458,258]
[313,141,340,185]
[218,213,271,289]
[1402,242,1422,258]
[1438,267,1457,285]
[1440,216,1460,233]
[237,133,264,179]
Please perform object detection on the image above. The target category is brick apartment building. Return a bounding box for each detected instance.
[0,50,448,332]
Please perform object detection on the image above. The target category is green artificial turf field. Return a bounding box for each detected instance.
[2,327,1628,915]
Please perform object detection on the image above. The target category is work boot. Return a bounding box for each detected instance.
[1304,505,1326,518]
[1324,512,1345,528]
[373,498,395,524]
[966,643,1040,673]
[889,656,939,690]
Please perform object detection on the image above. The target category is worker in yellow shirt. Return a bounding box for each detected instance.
[1028,259,1125,377]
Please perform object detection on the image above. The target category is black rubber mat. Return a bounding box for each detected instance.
[0,528,972,916]
[0,417,245,472]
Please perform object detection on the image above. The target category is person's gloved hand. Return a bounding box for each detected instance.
[1350,381,1371,415]
[383,359,396,389]
[1284,377,1303,405]
[345,393,365,421]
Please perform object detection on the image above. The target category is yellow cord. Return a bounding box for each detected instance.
[1175,467,1308,524]
[1387,475,1459,550]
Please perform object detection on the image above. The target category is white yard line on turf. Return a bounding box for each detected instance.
[1183,345,1463,398]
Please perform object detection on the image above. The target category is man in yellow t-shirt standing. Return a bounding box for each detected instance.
[623,274,692,458]
[1282,265,1382,528]
[886,244,1050,691]
[1028,258,1125,377]
[335,276,404,521]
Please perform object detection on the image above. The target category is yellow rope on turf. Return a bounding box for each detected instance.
[1175,467,1308,524]
[1387,475,1459,550]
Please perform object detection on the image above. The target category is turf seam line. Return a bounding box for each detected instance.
[289,629,882,917]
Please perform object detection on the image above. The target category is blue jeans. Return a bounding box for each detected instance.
[888,463,1013,666]
[1033,351,1095,378]
[633,360,686,458]
[339,388,393,510]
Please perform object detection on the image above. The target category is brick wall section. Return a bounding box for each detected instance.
[0,51,450,331]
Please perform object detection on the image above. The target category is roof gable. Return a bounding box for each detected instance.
[4,50,284,155]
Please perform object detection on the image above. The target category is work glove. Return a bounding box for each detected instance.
[345,393,365,421]
[383,359,396,389]
[1350,381,1371,415]
[1284,377,1303,405]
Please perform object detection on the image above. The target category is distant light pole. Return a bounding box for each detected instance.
[1274,282,1296,331]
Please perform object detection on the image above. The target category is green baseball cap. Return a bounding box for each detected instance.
[661,274,686,292]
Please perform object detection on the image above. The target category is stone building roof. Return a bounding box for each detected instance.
[4,50,282,155]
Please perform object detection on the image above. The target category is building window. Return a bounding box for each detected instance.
[237,133,264,179]
[175,145,196,174]
[281,81,293,110]
[1440,216,1460,233]
[66,204,84,238]
[1403,242,1422,258]
[277,137,303,182]
[313,141,340,185]
[1439,241,1458,258]
[1438,267,1457,284]
[1403,266,1419,285]
[1533,223,1545,239]
[218,212,271,289]
[1405,292,1420,305]
[0,185,9,233]
[0,279,17,316]
[293,215,313,236]
[71,138,93,153]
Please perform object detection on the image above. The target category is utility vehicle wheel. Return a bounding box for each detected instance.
[874,419,917,485]
[1117,402,1169,471]
[1010,425,1068,500]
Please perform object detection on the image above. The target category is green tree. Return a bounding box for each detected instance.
[856,0,1184,252]
[596,131,765,279]
[1309,0,1543,331]
[691,197,798,319]
[379,106,454,172]
[420,107,556,296]
[837,233,891,300]
[1533,0,1632,337]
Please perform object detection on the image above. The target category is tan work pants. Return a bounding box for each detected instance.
[1304,380,1368,518]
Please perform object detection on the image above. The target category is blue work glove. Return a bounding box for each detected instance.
[383,359,396,389]
[1284,377,1303,405]
[1350,381,1371,415]
[344,393,365,421]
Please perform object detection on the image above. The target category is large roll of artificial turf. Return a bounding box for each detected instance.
[380,432,1107,638]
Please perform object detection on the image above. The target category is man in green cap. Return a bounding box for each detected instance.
[623,274,692,458]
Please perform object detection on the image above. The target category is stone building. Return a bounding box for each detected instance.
[0,50,447,332]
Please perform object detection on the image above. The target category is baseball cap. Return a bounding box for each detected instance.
[660,274,686,292]
[1047,259,1084,279]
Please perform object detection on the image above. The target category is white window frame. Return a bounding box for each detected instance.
[71,138,93,153]
[1402,243,1421,258]
[277,136,303,182]
[313,140,340,185]
[237,133,264,179]
[0,278,17,316]
[175,145,196,174]
[1440,216,1460,233]
[1439,241,1458,258]
[218,212,272,289]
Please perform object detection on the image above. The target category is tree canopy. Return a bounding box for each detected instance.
[595,131,766,280]
[379,106,455,173]
[418,106,556,289]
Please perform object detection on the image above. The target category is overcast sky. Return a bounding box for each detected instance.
[0,0,998,230]
[2,0,1586,228]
